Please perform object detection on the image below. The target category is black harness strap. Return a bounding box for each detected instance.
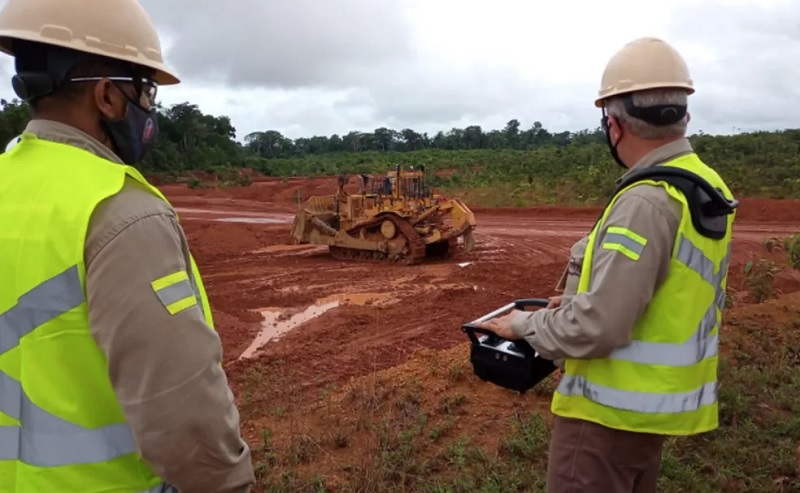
[594,166,739,240]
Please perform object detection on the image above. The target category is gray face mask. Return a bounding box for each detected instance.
[103,100,159,165]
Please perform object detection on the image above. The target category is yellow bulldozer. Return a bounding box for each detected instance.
[289,164,476,264]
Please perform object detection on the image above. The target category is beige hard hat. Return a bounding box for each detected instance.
[595,37,693,108]
[0,0,179,85]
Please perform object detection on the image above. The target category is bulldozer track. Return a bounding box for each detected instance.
[329,214,427,265]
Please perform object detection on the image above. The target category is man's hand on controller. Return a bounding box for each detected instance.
[474,310,522,340]
[477,296,561,340]
[546,295,562,308]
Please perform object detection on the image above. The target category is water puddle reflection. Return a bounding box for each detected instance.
[316,292,393,306]
[238,292,394,360]
[239,301,339,359]
[214,217,288,224]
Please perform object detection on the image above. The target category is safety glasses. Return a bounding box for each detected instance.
[68,75,158,107]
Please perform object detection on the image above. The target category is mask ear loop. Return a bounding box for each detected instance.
[601,108,627,169]
[109,76,149,112]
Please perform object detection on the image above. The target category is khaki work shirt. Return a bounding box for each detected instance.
[511,139,692,360]
[23,120,255,492]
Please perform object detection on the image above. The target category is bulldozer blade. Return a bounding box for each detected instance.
[463,227,476,252]
[290,209,310,242]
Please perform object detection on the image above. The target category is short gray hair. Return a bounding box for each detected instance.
[606,88,689,139]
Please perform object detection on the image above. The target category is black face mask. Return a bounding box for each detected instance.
[601,113,627,169]
[103,100,158,165]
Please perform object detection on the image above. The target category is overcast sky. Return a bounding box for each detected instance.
[0,0,797,141]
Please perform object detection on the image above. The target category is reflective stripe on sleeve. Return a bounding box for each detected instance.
[601,225,648,261]
[151,270,198,315]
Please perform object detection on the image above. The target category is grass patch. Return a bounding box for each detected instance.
[783,234,800,269]
[744,258,780,303]
[440,181,603,208]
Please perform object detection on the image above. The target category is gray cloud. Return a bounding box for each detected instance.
[139,0,414,89]
[0,0,798,139]
[667,0,800,132]
[363,60,536,128]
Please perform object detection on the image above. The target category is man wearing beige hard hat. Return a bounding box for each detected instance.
[0,1,254,492]
[480,37,737,492]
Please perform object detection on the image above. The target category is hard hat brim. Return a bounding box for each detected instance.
[594,83,695,108]
[0,33,180,85]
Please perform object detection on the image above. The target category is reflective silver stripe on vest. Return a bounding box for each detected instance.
[605,234,731,366]
[557,374,718,414]
[0,265,140,466]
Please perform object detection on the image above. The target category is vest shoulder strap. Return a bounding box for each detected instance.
[614,167,739,240]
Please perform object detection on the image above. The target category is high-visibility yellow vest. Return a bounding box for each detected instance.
[550,152,735,436]
[0,133,215,492]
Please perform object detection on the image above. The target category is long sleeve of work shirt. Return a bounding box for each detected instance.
[84,177,255,493]
[510,184,681,360]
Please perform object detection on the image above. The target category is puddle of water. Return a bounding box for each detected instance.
[238,291,400,360]
[316,292,393,306]
[239,301,340,359]
[389,275,418,288]
[436,282,473,290]
[250,245,327,256]
[278,283,334,293]
[252,244,313,254]
[174,207,223,215]
[214,217,288,224]
[174,207,292,224]
[176,207,285,217]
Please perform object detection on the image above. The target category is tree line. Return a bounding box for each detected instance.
[1,98,799,203]
[243,119,605,157]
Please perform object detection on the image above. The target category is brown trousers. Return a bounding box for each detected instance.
[546,416,666,493]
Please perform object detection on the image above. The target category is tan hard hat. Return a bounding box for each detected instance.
[595,37,693,108]
[0,0,179,85]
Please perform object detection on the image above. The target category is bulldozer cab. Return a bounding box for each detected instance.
[373,164,431,199]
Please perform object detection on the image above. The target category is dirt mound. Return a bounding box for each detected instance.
[474,197,800,223]
[471,205,601,219]
[182,221,287,261]
[160,175,361,205]
[735,197,800,222]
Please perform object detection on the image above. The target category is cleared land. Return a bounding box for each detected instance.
[160,175,800,492]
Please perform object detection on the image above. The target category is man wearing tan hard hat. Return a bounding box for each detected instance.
[0,1,255,492]
[480,37,737,492]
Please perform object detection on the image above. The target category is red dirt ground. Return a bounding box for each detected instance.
[157,176,800,488]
